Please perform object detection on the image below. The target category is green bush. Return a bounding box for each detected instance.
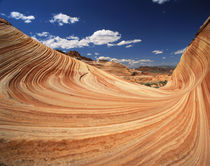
[145,83,151,87]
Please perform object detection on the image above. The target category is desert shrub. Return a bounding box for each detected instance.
[131,72,138,76]
[159,80,168,86]
[145,83,151,87]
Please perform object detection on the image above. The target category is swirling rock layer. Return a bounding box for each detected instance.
[0,17,209,166]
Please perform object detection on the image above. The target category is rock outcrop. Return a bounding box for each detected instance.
[136,66,174,75]
[87,60,141,76]
[66,50,93,61]
[0,17,209,166]
[59,50,172,88]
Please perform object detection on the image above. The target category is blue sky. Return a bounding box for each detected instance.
[0,0,209,67]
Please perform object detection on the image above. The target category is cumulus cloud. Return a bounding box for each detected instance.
[88,29,121,45]
[108,39,142,47]
[33,27,142,50]
[174,48,186,55]
[152,50,163,54]
[32,29,141,50]
[31,36,38,41]
[126,45,133,48]
[152,0,170,4]
[67,36,79,40]
[10,11,35,23]
[117,39,142,46]
[86,52,99,56]
[49,13,79,26]
[0,13,6,16]
[36,32,49,37]
[107,43,115,47]
[96,56,152,67]
[42,36,89,49]
[32,29,121,49]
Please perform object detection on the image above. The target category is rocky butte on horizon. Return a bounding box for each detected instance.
[0,16,209,166]
[55,49,175,88]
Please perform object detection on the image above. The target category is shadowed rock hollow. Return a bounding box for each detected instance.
[0,17,209,166]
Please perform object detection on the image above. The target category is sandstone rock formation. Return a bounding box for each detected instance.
[0,16,209,166]
[57,50,172,88]
[87,60,140,76]
[66,50,93,61]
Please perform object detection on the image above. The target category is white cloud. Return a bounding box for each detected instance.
[32,29,141,51]
[96,56,152,67]
[152,0,170,4]
[67,36,79,40]
[0,13,6,16]
[31,36,38,41]
[36,32,49,37]
[97,56,111,61]
[32,29,120,49]
[108,39,142,47]
[87,52,99,56]
[88,29,121,45]
[10,11,35,23]
[49,13,79,26]
[24,20,31,23]
[174,48,186,55]
[152,50,163,54]
[107,43,115,47]
[126,45,133,48]
[33,29,121,49]
[41,36,89,49]
[117,39,142,46]
[162,57,166,59]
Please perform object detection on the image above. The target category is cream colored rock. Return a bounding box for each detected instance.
[0,17,209,166]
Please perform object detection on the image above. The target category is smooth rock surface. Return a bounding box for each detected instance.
[0,17,209,165]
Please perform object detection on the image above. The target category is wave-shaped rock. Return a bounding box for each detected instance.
[0,17,209,166]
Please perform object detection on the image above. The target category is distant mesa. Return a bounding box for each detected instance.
[55,49,93,61]
[55,49,173,88]
[136,66,175,75]
[66,50,93,61]
[64,51,173,88]
[97,59,109,63]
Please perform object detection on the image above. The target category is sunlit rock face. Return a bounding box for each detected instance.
[0,17,209,166]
